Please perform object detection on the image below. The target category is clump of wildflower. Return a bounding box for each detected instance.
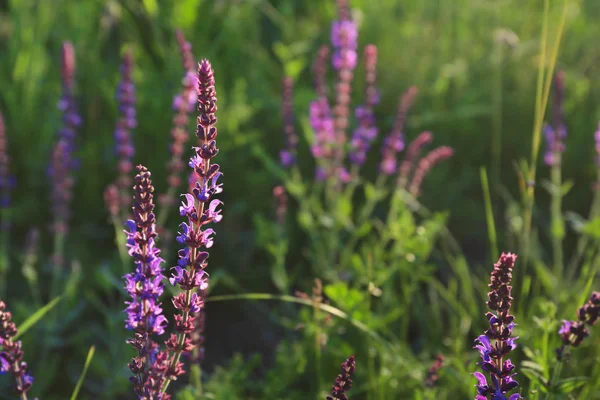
[280,77,298,167]
[50,42,81,236]
[0,113,14,209]
[0,300,34,397]
[349,44,379,166]
[543,71,567,166]
[326,355,356,400]
[123,165,171,398]
[114,50,137,216]
[558,291,599,349]
[160,30,198,210]
[397,131,433,188]
[331,0,358,166]
[380,86,418,175]
[473,252,522,400]
[424,353,445,388]
[163,59,222,392]
[408,146,454,196]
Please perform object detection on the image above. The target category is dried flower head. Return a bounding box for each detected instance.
[424,353,445,388]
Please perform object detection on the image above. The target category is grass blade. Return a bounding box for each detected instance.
[70,346,96,400]
[14,296,62,340]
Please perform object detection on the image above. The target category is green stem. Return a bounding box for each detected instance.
[522,0,568,275]
[206,293,394,350]
[51,232,66,299]
[545,359,564,400]
[492,38,504,186]
[314,302,322,396]
[480,167,498,263]
[550,160,564,277]
[190,363,203,396]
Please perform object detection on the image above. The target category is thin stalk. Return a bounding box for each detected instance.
[550,159,564,277]
[522,0,568,273]
[480,167,499,263]
[51,232,65,299]
[492,40,504,186]
[206,293,394,350]
[190,364,203,396]
[314,301,323,396]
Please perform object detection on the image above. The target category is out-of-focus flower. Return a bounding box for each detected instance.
[380,86,417,175]
[114,50,137,216]
[349,45,379,166]
[543,71,566,167]
[280,77,298,167]
[408,145,453,196]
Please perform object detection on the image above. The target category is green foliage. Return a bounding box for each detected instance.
[0,0,599,399]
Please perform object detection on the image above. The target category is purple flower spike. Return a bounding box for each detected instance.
[380,86,418,175]
[0,300,34,397]
[331,0,358,167]
[114,50,137,217]
[408,145,454,196]
[280,77,298,167]
[543,71,567,167]
[123,165,173,398]
[472,253,522,400]
[326,355,356,400]
[50,41,81,236]
[162,59,222,393]
[349,44,379,167]
[558,291,599,349]
[160,30,198,210]
[397,131,433,188]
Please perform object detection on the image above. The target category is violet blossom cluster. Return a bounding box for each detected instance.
[326,355,356,400]
[558,291,599,349]
[473,252,522,400]
[424,353,445,388]
[162,59,222,390]
[348,44,379,166]
[543,71,567,167]
[280,77,298,167]
[160,30,198,209]
[0,300,34,397]
[123,165,172,398]
[331,0,357,172]
[50,42,81,235]
[379,86,417,175]
[115,50,137,216]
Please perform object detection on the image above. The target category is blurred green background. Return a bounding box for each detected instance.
[1,0,600,398]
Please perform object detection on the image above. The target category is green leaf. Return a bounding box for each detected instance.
[554,376,590,393]
[14,296,62,340]
[70,346,96,400]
